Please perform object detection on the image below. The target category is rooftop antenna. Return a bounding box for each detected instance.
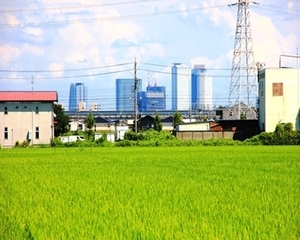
[31,76,34,91]
[228,0,258,119]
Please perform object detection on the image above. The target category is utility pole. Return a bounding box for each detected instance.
[228,0,258,119]
[134,59,139,133]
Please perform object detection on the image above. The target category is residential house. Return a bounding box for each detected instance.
[0,91,58,147]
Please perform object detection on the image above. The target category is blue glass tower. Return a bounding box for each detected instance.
[69,83,87,111]
[138,86,166,111]
[116,79,142,111]
[191,65,212,110]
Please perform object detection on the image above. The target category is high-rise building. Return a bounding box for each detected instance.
[69,83,87,111]
[191,65,212,110]
[116,79,142,111]
[172,63,191,110]
[138,85,166,111]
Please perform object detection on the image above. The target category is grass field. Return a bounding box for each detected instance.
[0,146,299,239]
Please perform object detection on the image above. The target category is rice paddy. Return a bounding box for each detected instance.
[0,146,299,239]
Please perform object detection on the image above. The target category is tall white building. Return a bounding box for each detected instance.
[259,68,300,132]
[172,63,191,110]
[191,65,212,110]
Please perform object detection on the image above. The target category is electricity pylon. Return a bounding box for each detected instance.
[228,0,258,119]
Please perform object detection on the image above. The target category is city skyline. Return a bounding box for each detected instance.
[1,1,299,110]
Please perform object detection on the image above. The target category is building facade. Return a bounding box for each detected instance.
[69,83,87,111]
[172,63,191,110]
[116,78,142,111]
[258,68,300,132]
[138,86,166,111]
[191,65,213,110]
[0,91,58,147]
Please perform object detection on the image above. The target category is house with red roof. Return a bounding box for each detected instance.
[0,91,58,147]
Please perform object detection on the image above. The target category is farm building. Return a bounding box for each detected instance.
[258,68,300,132]
[0,91,58,147]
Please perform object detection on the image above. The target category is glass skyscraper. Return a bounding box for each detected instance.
[138,85,166,111]
[69,83,87,111]
[172,63,191,110]
[191,65,212,110]
[116,79,142,111]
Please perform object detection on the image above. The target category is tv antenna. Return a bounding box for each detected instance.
[31,76,34,91]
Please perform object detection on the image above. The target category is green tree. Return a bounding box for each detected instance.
[153,113,163,132]
[173,111,183,128]
[240,112,247,120]
[85,111,95,140]
[53,104,69,137]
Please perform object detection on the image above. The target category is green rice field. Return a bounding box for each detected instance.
[0,146,299,239]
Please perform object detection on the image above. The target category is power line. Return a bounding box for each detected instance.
[0,69,133,80]
[0,62,133,73]
[0,0,156,13]
[0,4,229,29]
[256,4,300,16]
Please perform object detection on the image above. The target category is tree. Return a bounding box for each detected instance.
[173,111,183,128]
[53,104,69,137]
[153,113,162,132]
[85,111,95,139]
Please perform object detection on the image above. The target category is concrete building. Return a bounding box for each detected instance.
[69,83,87,111]
[0,91,58,147]
[172,63,191,110]
[258,68,300,132]
[116,78,142,111]
[191,65,212,110]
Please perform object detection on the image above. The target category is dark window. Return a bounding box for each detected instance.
[273,83,283,96]
[35,106,39,114]
[4,107,7,114]
[4,127,8,139]
[35,127,39,139]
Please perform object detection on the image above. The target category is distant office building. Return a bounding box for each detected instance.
[191,65,212,110]
[138,85,166,111]
[172,63,191,110]
[116,79,142,111]
[69,83,87,111]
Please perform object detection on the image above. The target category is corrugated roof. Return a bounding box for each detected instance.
[0,91,58,102]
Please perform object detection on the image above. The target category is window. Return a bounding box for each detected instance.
[35,106,39,114]
[35,127,39,139]
[4,127,8,139]
[273,82,283,96]
[4,107,7,114]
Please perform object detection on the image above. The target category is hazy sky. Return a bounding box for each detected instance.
[1,0,299,110]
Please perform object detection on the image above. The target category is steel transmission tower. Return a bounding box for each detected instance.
[228,0,258,119]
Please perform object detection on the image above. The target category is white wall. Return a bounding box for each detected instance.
[259,68,300,132]
[0,102,54,147]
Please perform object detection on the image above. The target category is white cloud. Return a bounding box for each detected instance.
[287,1,294,11]
[49,62,64,77]
[251,12,298,67]
[202,0,235,29]
[0,45,21,66]
[24,27,43,37]
[22,44,45,56]
[58,22,92,47]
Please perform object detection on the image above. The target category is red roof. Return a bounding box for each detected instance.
[0,91,58,102]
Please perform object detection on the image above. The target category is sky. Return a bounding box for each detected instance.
[1,0,300,110]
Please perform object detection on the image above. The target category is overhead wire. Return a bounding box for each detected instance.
[0,0,157,13]
[0,62,133,73]
[0,4,230,29]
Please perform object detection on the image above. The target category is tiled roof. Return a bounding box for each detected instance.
[0,91,58,102]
